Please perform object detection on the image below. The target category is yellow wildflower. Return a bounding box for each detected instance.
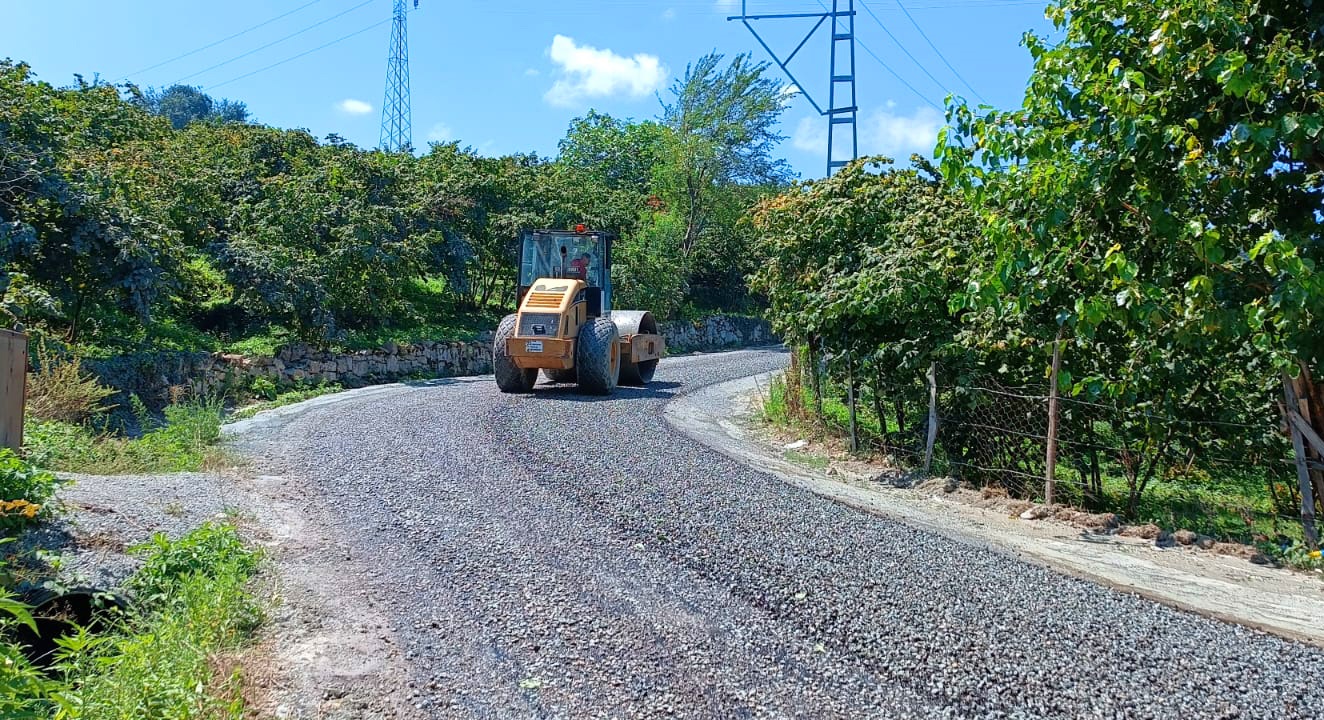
[1311,550,1323,560]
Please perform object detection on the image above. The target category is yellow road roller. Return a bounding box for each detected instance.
[493,227,665,395]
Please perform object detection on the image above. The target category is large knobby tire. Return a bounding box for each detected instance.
[576,317,620,395]
[542,368,576,384]
[493,314,537,393]
[612,310,660,386]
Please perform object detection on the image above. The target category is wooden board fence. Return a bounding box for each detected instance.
[0,330,26,453]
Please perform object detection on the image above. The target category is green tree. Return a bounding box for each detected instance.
[0,61,176,342]
[940,0,1321,512]
[138,84,249,129]
[558,111,668,195]
[657,52,792,257]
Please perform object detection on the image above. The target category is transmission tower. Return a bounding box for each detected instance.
[379,0,416,152]
[729,1,858,176]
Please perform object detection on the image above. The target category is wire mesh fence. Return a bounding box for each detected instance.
[784,350,1315,543]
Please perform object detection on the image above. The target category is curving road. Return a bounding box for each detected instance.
[238,348,1324,719]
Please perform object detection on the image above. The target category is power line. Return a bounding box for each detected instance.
[854,0,954,98]
[121,0,326,81]
[817,0,943,112]
[890,0,987,103]
[173,0,376,85]
[205,17,390,91]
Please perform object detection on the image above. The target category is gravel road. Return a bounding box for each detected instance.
[234,348,1324,719]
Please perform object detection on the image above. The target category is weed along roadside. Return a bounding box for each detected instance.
[3,343,271,716]
[1,518,263,717]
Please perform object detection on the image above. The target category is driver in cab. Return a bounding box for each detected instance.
[569,252,593,283]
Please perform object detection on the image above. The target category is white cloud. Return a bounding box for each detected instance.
[715,0,739,13]
[544,35,666,108]
[337,98,372,115]
[791,105,944,165]
[863,106,943,159]
[792,116,827,154]
[662,7,676,21]
[426,123,454,143]
[524,67,541,77]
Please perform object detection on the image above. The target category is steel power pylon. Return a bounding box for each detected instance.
[729,1,858,176]
[379,0,416,152]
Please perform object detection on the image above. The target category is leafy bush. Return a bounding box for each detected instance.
[0,581,58,718]
[0,449,64,532]
[24,340,117,424]
[249,376,278,401]
[126,523,261,610]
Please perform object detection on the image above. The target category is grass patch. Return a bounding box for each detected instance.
[229,382,344,421]
[24,399,225,475]
[0,524,263,718]
[784,450,830,470]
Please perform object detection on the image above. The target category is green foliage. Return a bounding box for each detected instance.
[24,399,223,475]
[0,525,261,718]
[932,0,1321,516]
[558,110,668,194]
[751,157,981,384]
[0,580,56,720]
[653,52,791,313]
[52,524,260,719]
[0,450,64,532]
[230,382,344,421]
[613,213,688,319]
[125,523,260,610]
[3,50,776,349]
[135,84,248,129]
[248,376,277,401]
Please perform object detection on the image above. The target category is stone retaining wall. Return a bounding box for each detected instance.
[86,314,775,407]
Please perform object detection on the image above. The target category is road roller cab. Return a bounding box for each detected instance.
[494,227,665,395]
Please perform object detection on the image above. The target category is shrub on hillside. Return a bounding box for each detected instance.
[25,340,116,423]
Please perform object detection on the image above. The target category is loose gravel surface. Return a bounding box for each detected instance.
[232,348,1324,719]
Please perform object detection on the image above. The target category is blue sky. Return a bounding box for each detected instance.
[1,0,1053,179]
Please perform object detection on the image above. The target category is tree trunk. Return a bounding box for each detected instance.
[871,367,888,453]
[66,286,87,346]
[807,337,824,421]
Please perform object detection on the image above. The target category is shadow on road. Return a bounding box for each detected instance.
[402,376,483,389]
[520,380,682,403]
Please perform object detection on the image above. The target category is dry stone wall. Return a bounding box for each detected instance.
[86,315,775,407]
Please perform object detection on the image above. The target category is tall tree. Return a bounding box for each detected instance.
[140,84,248,129]
[657,52,792,256]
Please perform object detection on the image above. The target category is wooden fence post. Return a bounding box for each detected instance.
[0,329,27,453]
[924,362,938,474]
[1044,335,1064,505]
[846,352,859,452]
[1283,373,1321,549]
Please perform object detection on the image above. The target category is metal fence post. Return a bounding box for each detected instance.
[924,362,938,474]
[1044,336,1064,505]
[1283,372,1321,548]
